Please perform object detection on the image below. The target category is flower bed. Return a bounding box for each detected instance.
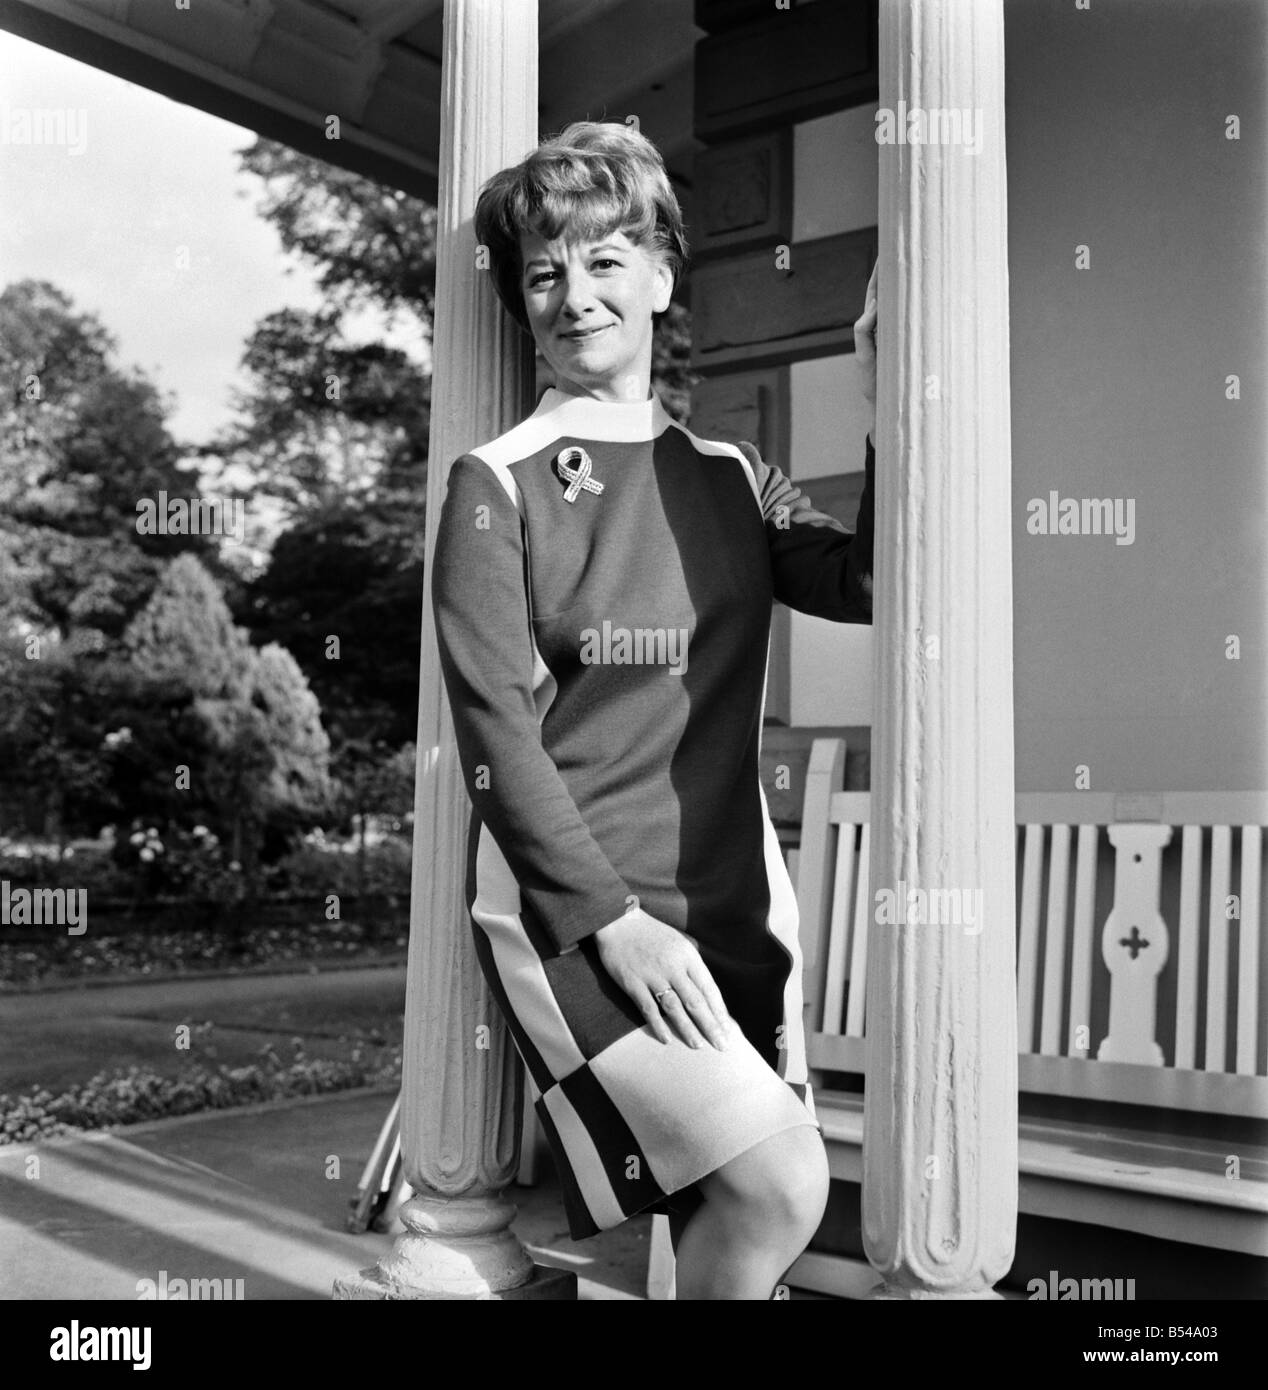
[0,1044,403,1147]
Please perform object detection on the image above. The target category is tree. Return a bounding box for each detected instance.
[0,632,117,850]
[240,502,421,749]
[207,307,431,520]
[0,280,213,642]
[208,307,426,749]
[206,144,436,751]
[124,553,253,702]
[122,555,332,886]
[0,282,233,842]
[253,641,333,827]
[331,737,415,911]
[237,140,437,326]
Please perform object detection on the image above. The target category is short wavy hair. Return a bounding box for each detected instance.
[474,120,689,333]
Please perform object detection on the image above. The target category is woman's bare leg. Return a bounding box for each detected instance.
[671,1125,828,1300]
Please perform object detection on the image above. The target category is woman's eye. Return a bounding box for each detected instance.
[528,271,557,287]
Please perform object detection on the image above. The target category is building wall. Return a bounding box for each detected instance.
[1005,0,1267,793]
[691,0,1266,794]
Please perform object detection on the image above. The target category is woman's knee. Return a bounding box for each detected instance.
[775,1128,831,1232]
[703,1126,829,1238]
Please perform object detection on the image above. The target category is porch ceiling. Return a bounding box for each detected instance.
[0,0,702,205]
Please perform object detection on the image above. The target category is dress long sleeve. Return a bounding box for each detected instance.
[430,453,634,954]
[737,434,875,623]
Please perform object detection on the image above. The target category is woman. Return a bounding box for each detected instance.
[430,120,877,1300]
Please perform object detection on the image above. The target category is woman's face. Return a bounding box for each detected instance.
[518,227,673,401]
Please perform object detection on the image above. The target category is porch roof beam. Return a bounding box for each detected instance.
[0,0,441,199]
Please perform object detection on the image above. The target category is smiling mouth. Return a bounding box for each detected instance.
[561,325,611,341]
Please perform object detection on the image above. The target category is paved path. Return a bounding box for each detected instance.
[0,1088,650,1300]
[1,970,651,1299]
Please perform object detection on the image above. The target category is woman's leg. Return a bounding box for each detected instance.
[672,1124,829,1300]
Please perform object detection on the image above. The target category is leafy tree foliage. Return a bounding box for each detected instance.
[253,641,334,825]
[0,280,212,642]
[239,500,420,749]
[211,306,431,519]
[236,140,438,323]
[210,141,436,755]
[122,554,332,881]
[124,552,253,701]
[0,632,124,851]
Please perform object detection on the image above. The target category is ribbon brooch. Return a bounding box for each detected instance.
[554,446,604,504]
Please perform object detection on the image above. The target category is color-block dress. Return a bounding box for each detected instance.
[430,386,874,1240]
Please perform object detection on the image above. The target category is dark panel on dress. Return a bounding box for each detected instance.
[689,368,794,727]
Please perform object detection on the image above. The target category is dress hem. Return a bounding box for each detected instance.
[562,1107,822,1243]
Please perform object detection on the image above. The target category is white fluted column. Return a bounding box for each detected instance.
[861,0,1018,1297]
[335,0,556,1299]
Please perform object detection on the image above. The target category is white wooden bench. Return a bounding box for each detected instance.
[648,736,1268,1298]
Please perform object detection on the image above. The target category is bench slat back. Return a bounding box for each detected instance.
[796,739,1268,1118]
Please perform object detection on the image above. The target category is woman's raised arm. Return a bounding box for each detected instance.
[738,437,875,624]
[737,259,879,623]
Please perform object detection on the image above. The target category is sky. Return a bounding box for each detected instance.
[0,28,417,449]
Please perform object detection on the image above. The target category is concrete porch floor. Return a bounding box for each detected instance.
[0,1087,652,1301]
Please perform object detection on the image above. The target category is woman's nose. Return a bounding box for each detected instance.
[560,271,599,319]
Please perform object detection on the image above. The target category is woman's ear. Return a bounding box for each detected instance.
[652,259,674,314]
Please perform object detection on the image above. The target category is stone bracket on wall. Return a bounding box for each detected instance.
[690,228,878,374]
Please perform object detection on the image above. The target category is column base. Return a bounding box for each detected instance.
[333,1261,577,1301]
[867,1283,1006,1301]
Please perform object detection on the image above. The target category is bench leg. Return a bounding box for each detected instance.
[646,1214,677,1300]
[517,1078,541,1187]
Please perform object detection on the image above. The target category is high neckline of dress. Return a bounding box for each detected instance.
[533,386,673,442]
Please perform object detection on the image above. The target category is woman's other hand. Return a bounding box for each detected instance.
[855,260,878,443]
[594,908,734,1050]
